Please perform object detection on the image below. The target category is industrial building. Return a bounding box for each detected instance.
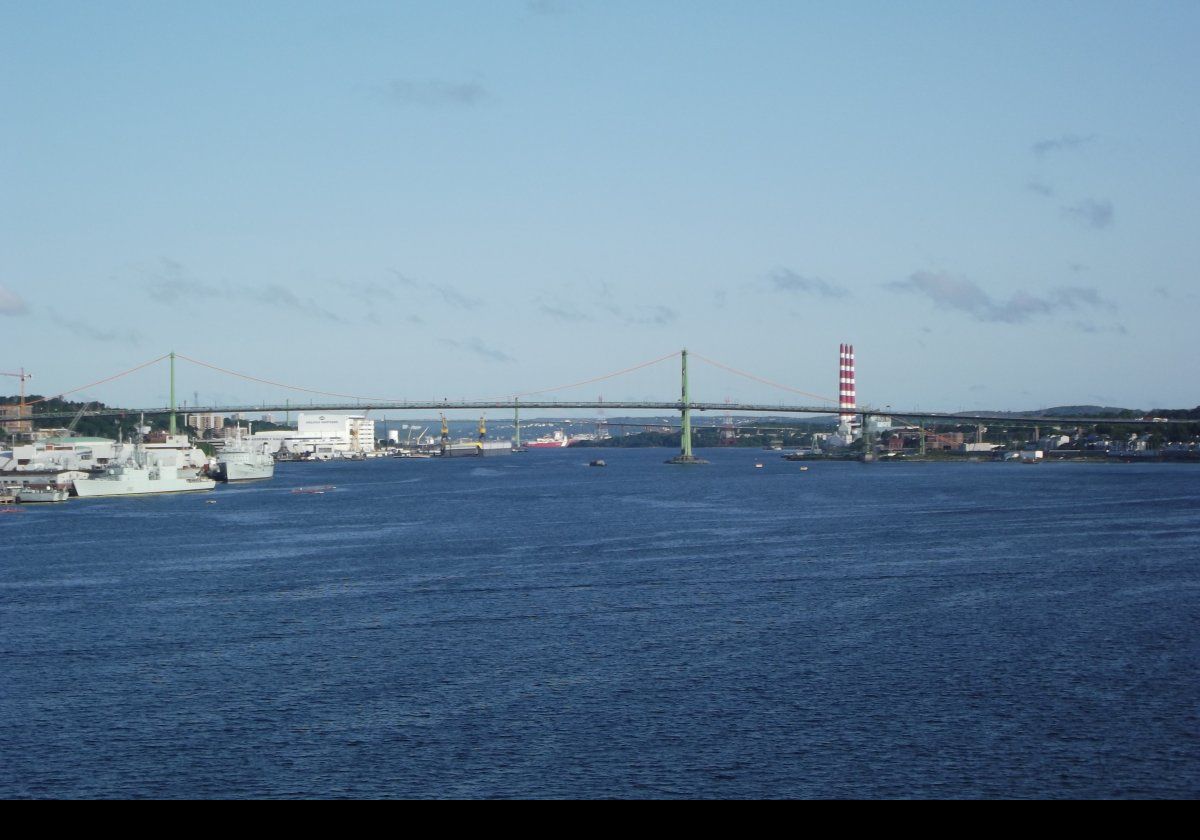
[248,413,376,459]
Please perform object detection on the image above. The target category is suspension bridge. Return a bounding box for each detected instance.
[6,349,1188,462]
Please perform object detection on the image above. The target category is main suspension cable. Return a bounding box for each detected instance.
[510,351,681,399]
[690,352,836,404]
[18,349,832,411]
[25,354,171,406]
[175,353,396,402]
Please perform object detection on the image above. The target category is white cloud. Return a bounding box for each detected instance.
[888,271,1114,326]
[0,284,29,315]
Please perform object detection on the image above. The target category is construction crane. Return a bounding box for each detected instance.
[439,412,449,456]
[66,402,93,435]
[1,367,32,438]
[477,414,486,451]
[353,406,372,453]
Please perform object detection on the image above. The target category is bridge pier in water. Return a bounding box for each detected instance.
[666,348,708,465]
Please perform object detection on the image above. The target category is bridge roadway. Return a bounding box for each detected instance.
[24,401,1191,428]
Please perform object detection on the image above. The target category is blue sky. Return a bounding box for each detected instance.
[2,1,1197,413]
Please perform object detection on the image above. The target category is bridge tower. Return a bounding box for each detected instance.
[666,348,707,464]
[169,351,177,435]
[596,395,609,440]
[513,397,522,450]
[720,397,737,446]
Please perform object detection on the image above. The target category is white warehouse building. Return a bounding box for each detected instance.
[249,413,376,459]
[297,413,375,447]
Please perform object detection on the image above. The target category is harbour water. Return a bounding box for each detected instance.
[2,449,1197,798]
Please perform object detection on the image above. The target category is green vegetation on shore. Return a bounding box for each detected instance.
[0,395,296,441]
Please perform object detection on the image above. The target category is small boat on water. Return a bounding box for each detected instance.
[589,459,607,467]
[292,485,336,495]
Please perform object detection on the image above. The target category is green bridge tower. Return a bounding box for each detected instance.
[666,348,707,465]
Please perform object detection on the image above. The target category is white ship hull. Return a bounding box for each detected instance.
[17,486,71,503]
[1,433,210,474]
[214,430,276,481]
[73,464,216,498]
[445,441,513,457]
[214,454,275,481]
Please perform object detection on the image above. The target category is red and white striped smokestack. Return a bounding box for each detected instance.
[839,343,856,426]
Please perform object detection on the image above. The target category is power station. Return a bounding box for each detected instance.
[835,342,860,445]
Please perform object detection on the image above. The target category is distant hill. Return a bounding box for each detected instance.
[962,405,1144,419]
[1145,406,1200,421]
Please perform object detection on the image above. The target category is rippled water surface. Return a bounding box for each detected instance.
[2,451,1198,798]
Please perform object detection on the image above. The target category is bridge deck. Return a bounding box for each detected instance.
[19,401,1188,427]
